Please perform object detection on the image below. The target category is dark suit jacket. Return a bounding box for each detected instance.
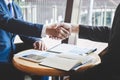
[0,0,43,62]
[74,3,120,80]
[79,25,110,42]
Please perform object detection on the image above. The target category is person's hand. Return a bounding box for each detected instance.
[57,23,72,34]
[58,23,79,33]
[33,41,47,51]
[46,23,70,40]
[49,23,72,39]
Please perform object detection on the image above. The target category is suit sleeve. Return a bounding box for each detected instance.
[13,3,43,46]
[19,35,42,46]
[0,4,43,38]
[79,25,111,42]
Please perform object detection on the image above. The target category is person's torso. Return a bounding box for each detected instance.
[0,0,23,62]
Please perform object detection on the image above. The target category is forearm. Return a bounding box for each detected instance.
[20,35,41,45]
[0,12,43,38]
[78,25,110,42]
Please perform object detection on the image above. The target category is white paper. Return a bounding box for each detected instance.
[15,48,96,71]
[39,53,95,71]
[39,56,81,71]
[48,43,97,56]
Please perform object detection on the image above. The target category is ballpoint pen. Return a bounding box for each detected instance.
[85,48,97,55]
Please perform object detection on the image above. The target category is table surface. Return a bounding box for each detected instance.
[13,53,101,76]
[13,39,107,76]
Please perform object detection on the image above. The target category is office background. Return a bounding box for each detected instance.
[14,0,119,26]
[14,0,119,43]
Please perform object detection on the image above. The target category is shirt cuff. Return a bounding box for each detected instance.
[41,24,47,37]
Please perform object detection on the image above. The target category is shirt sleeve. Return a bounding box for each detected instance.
[41,24,47,37]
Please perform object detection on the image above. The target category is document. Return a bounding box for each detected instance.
[39,53,95,71]
[15,50,53,63]
[48,43,97,56]
[16,47,96,71]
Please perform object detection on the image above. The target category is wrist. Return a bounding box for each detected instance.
[71,24,79,33]
[45,25,54,36]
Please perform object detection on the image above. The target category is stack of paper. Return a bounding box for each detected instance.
[16,48,96,71]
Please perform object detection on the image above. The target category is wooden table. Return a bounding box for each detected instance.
[13,39,107,80]
[13,53,101,80]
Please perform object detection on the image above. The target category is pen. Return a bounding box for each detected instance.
[72,58,93,71]
[85,48,97,55]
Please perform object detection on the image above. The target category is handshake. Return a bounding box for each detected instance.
[45,23,79,40]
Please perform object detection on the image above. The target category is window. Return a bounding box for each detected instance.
[17,0,67,24]
[78,0,119,27]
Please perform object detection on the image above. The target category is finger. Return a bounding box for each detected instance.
[40,42,45,51]
[48,26,67,40]
[43,44,47,51]
[36,42,43,50]
[41,41,47,51]
[41,43,45,51]
[33,42,37,49]
[36,42,42,50]
[57,23,71,35]
[61,27,70,36]
[58,23,71,30]
[57,34,66,40]
[49,29,64,40]
[58,28,69,39]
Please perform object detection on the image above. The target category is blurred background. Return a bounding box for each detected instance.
[15,0,120,27]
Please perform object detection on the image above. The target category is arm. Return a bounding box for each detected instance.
[78,25,111,42]
[0,2,69,39]
[0,4,43,37]
[0,10,69,39]
[59,23,111,42]
[19,35,47,51]
[71,24,111,42]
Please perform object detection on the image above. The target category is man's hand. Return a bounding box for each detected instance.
[57,23,79,33]
[57,23,72,34]
[46,23,71,40]
[33,41,47,51]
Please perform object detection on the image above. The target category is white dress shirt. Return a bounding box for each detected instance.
[4,0,12,5]
[5,0,15,17]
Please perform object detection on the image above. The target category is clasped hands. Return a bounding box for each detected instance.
[46,23,72,40]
